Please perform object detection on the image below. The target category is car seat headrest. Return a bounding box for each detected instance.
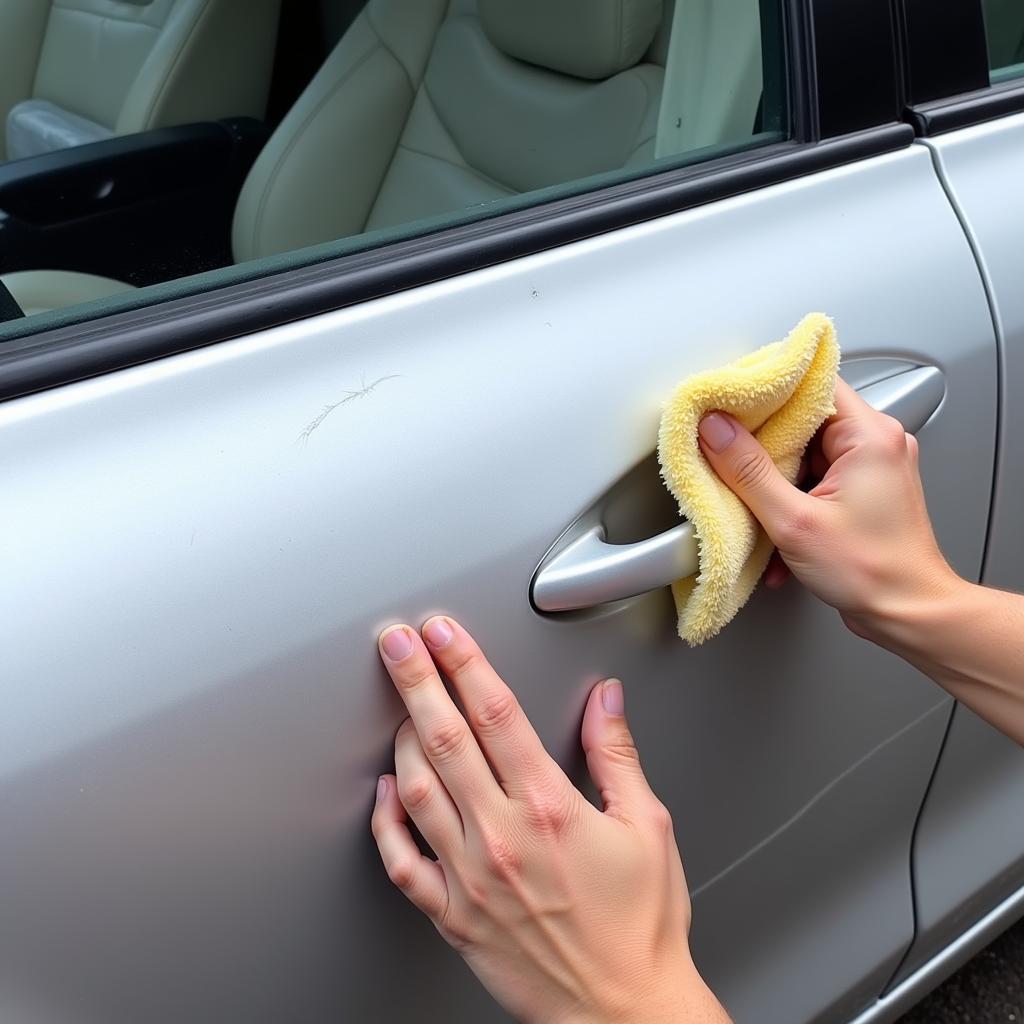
[479,0,663,80]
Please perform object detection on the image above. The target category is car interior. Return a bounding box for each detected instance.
[984,0,1024,72]
[0,0,774,320]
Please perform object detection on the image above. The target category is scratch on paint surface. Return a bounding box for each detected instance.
[297,375,400,444]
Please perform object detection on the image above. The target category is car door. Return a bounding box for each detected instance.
[864,0,1024,1010]
[0,3,999,1024]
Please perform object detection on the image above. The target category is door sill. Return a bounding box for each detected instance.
[846,880,1024,1024]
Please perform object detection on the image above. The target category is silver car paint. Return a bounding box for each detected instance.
[0,144,997,1023]
[851,881,1024,1024]
[885,111,1024,990]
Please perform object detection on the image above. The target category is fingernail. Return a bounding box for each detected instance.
[376,776,388,804]
[423,617,454,650]
[380,627,413,662]
[602,678,625,715]
[699,412,737,453]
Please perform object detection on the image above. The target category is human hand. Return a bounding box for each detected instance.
[370,617,730,1024]
[697,378,960,640]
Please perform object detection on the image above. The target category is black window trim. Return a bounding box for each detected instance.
[899,0,1024,135]
[908,76,1024,137]
[0,0,913,403]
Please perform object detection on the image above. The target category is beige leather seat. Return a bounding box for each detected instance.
[0,0,281,163]
[5,0,667,316]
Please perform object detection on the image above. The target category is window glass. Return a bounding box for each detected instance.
[0,0,788,331]
[983,0,1024,81]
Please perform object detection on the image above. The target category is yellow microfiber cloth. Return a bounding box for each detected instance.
[657,313,840,645]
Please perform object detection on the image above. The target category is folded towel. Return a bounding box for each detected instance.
[657,313,840,645]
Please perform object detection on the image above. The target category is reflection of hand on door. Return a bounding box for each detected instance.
[371,617,732,1024]
[699,378,1024,747]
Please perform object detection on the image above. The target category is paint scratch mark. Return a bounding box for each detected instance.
[190,529,196,547]
[298,374,401,444]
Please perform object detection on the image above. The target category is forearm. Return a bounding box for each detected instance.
[559,958,732,1024]
[633,962,732,1024]
[862,577,1024,746]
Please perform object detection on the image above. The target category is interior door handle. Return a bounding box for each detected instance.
[531,365,945,613]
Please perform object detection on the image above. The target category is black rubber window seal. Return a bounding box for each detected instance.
[908,78,1024,136]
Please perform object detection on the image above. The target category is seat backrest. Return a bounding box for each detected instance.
[232,0,666,263]
[3,0,280,161]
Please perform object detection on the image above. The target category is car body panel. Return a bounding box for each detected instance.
[0,145,997,1023]
[889,110,1024,987]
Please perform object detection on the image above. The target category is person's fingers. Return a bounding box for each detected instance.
[698,411,815,543]
[580,680,661,824]
[379,625,502,816]
[371,774,449,919]
[764,550,791,589]
[906,432,920,463]
[831,377,877,419]
[394,718,464,858]
[421,617,564,798]
[820,378,895,464]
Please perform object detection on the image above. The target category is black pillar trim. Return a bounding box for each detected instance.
[897,0,990,108]
[803,0,902,138]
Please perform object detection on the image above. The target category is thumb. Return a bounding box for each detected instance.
[581,680,659,822]
[698,411,811,540]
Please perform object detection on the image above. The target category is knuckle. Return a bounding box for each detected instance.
[398,774,434,814]
[470,691,519,734]
[386,857,416,890]
[395,660,437,692]
[462,877,490,910]
[480,831,522,880]
[603,734,642,768]
[873,415,910,455]
[732,448,775,492]
[648,800,675,837]
[444,647,483,681]
[438,909,474,949]
[423,719,468,764]
[522,785,574,835]
[774,507,817,547]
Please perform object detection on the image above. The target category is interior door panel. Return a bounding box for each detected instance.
[0,144,997,1023]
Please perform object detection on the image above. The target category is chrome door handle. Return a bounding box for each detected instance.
[531,366,945,613]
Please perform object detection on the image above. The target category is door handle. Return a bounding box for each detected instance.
[531,365,945,613]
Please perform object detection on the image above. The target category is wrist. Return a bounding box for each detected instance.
[565,958,729,1024]
[844,565,971,658]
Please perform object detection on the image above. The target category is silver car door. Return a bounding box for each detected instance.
[0,4,999,1024]
[872,1,1024,1006]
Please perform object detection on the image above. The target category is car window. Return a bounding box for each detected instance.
[0,0,787,331]
[983,0,1024,81]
